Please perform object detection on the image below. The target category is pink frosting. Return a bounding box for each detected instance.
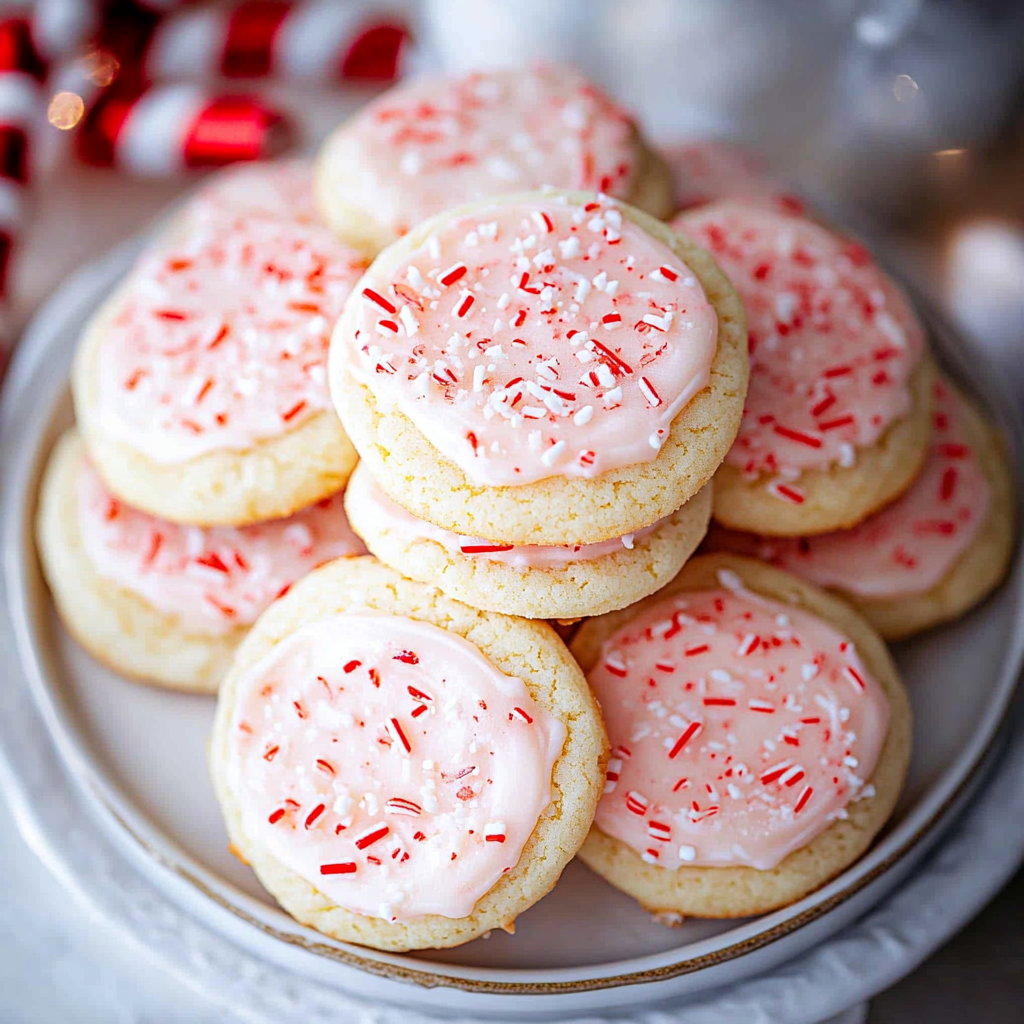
[663,141,791,212]
[333,66,639,238]
[225,612,565,921]
[337,194,719,485]
[587,569,889,870]
[673,201,925,498]
[346,465,663,569]
[77,458,365,635]
[94,208,367,463]
[189,159,317,225]
[708,378,992,599]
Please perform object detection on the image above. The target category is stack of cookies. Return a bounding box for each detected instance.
[36,160,369,692]
[36,65,1014,953]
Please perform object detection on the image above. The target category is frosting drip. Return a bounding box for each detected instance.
[674,201,924,492]
[77,459,365,634]
[338,194,718,485]
[587,574,889,870]
[94,212,367,463]
[225,613,565,921]
[335,66,639,237]
[347,465,664,568]
[708,378,991,598]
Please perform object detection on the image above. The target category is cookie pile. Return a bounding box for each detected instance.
[36,66,1014,953]
[36,161,369,691]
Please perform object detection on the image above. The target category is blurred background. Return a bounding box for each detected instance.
[1,1,1022,1021]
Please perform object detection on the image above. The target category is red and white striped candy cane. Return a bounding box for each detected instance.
[75,82,292,175]
[145,0,410,84]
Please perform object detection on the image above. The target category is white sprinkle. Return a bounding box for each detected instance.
[398,305,419,337]
[574,276,592,304]
[839,443,856,468]
[595,363,615,388]
[400,150,422,176]
[592,271,608,291]
[472,365,486,392]
[648,430,665,450]
[678,845,696,862]
[540,440,566,467]
[801,662,819,681]
[603,386,623,409]
[558,237,580,259]
[496,292,510,310]
[573,405,594,426]
[528,430,542,450]
[426,235,440,260]
[621,533,635,550]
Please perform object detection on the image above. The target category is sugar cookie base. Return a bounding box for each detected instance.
[330,190,748,545]
[712,358,936,536]
[35,431,240,693]
[314,128,676,257]
[572,553,912,919]
[344,462,712,619]
[73,283,358,527]
[210,556,608,951]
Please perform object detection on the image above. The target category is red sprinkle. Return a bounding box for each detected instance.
[362,288,397,314]
[439,262,468,287]
[343,659,362,673]
[669,720,703,759]
[774,425,822,448]
[320,862,357,875]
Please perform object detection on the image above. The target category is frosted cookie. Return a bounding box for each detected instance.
[573,553,911,918]
[188,158,319,225]
[673,200,933,536]
[662,140,793,213]
[35,431,365,693]
[704,378,1015,640]
[330,190,747,545]
[73,196,368,526]
[343,462,712,619]
[314,65,675,255]
[210,556,606,951]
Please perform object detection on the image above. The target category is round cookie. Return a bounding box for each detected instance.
[35,430,365,693]
[572,553,911,919]
[704,378,1016,640]
[330,190,748,545]
[673,199,933,536]
[662,140,793,213]
[74,169,368,526]
[314,65,675,256]
[210,556,607,951]
[343,461,713,619]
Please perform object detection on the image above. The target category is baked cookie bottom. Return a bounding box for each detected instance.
[344,462,713,619]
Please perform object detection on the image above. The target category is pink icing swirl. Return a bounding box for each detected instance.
[673,201,925,486]
[77,459,365,634]
[225,612,565,921]
[94,210,367,463]
[587,572,889,870]
[331,65,639,237]
[708,378,991,599]
[347,465,663,569]
[337,194,718,485]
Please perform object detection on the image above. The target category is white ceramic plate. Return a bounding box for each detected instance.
[1,238,1021,1019]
